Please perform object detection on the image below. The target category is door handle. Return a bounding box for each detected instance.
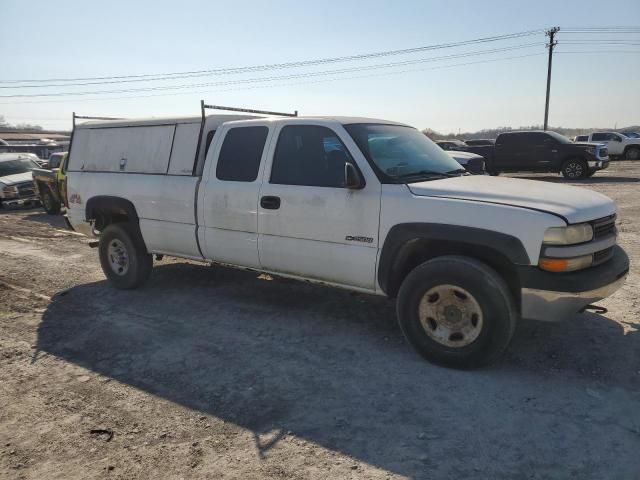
[260,195,281,210]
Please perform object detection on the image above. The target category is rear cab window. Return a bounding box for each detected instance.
[216,126,269,182]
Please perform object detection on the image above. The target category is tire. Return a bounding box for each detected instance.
[625,147,640,160]
[40,186,61,215]
[396,255,516,369]
[488,171,500,176]
[98,223,153,289]
[561,158,587,179]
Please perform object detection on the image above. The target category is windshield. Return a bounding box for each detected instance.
[546,131,571,144]
[0,158,40,177]
[344,124,463,182]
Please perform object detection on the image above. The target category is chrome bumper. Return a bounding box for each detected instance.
[1,195,40,207]
[521,273,627,322]
[587,159,609,169]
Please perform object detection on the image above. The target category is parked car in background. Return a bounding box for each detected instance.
[33,152,68,214]
[467,131,609,178]
[64,110,628,368]
[587,132,640,160]
[465,139,495,146]
[435,139,468,151]
[0,153,40,208]
[574,135,589,142]
[446,150,485,174]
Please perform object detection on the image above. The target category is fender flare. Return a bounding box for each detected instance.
[85,196,139,222]
[378,223,530,296]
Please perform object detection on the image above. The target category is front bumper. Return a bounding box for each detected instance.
[1,195,41,208]
[520,245,629,321]
[587,159,609,170]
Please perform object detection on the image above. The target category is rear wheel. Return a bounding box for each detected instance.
[99,223,152,289]
[626,147,640,160]
[396,256,516,369]
[41,187,61,215]
[561,158,587,179]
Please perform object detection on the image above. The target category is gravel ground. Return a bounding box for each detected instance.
[1,162,639,479]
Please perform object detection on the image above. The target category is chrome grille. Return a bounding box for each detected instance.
[16,181,35,198]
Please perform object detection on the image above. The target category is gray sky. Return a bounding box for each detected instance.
[1,0,638,132]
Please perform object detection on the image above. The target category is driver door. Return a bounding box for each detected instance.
[257,123,381,290]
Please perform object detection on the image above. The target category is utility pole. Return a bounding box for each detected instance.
[543,26,560,131]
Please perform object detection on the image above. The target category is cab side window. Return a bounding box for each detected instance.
[270,125,354,188]
[216,126,268,182]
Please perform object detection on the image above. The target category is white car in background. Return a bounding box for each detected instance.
[447,150,485,174]
[0,153,41,208]
[587,132,640,160]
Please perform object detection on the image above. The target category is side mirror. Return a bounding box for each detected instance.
[345,162,364,189]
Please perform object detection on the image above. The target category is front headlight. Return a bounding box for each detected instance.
[1,185,19,198]
[543,223,593,245]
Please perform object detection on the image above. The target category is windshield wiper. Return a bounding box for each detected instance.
[395,169,459,181]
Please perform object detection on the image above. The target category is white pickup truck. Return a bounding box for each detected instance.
[587,132,640,160]
[65,106,629,368]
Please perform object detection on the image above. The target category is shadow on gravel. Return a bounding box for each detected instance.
[35,262,640,478]
[19,211,67,228]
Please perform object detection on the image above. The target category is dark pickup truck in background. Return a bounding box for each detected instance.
[460,131,610,178]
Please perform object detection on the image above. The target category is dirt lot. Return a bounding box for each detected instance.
[1,163,639,479]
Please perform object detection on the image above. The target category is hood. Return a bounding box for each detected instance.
[407,175,615,224]
[0,171,34,185]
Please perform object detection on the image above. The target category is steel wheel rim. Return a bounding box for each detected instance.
[565,162,583,178]
[418,284,483,347]
[107,239,129,276]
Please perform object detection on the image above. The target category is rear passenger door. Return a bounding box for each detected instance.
[199,124,271,268]
[257,123,381,290]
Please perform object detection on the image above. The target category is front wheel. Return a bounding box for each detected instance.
[396,256,516,369]
[99,223,153,289]
[626,147,640,160]
[41,187,61,215]
[561,158,587,179]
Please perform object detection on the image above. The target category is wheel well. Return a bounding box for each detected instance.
[624,145,640,152]
[386,239,521,310]
[85,196,138,233]
[562,156,587,166]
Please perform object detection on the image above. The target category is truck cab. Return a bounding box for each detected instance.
[65,109,629,368]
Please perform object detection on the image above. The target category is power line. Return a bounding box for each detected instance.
[0,52,546,106]
[0,29,544,86]
[0,43,544,99]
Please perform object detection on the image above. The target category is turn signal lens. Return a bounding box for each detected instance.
[539,254,593,272]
